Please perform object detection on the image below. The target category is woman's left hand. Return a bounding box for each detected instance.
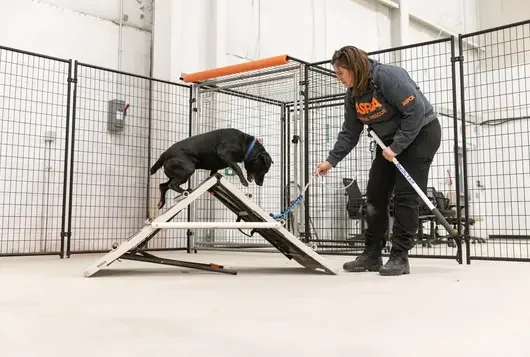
[383,147,396,162]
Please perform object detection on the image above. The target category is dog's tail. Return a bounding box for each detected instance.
[150,157,164,175]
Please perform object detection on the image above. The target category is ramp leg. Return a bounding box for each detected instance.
[121,249,238,275]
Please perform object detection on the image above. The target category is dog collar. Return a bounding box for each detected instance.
[244,138,257,161]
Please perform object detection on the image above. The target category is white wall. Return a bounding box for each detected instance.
[408,0,478,34]
[478,0,530,30]
[152,0,483,84]
[37,0,153,32]
[0,0,151,74]
[152,0,394,84]
[253,0,392,62]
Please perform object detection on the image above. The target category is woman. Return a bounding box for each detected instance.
[315,45,441,276]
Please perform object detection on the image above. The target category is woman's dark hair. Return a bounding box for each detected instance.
[331,45,372,95]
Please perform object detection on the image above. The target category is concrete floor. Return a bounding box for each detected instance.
[1,250,530,357]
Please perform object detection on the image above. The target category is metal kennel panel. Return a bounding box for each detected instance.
[306,38,464,262]
[0,45,71,257]
[459,20,530,263]
[368,38,463,261]
[66,62,192,255]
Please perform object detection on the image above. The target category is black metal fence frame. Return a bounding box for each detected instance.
[1,19,529,264]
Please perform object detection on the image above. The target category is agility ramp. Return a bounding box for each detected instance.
[84,173,338,277]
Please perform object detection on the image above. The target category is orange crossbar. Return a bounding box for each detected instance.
[182,54,290,83]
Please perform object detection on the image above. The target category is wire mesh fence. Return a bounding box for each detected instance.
[306,38,464,261]
[459,20,530,262]
[1,19,529,264]
[369,38,463,260]
[187,61,306,251]
[66,62,192,255]
[0,45,71,257]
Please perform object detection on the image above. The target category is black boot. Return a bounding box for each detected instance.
[379,248,410,276]
[343,244,383,272]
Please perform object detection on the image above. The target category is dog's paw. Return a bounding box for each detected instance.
[241,180,249,187]
[157,201,166,209]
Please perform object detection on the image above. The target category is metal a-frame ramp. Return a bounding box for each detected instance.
[84,173,338,277]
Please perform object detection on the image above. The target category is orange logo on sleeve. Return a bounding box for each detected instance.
[402,95,415,107]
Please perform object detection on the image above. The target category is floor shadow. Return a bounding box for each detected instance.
[88,265,334,278]
[407,265,463,275]
[89,267,214,278]
[230,266,334,275]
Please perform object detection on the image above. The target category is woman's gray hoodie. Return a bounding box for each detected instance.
[326,59,438,167]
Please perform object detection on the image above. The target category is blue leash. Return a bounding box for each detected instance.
[269,195,304,221]
[269,177,316,221]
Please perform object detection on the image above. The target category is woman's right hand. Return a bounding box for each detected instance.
[315,161,333,176]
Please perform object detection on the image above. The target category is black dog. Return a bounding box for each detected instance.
[150,128,273,209]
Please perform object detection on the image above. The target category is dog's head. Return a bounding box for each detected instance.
[244,151,273,186]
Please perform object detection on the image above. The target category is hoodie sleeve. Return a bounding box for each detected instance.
[376,67,426,156]
[325,92,363,167]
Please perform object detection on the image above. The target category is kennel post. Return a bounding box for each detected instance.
[457,35,471,264]
[450,36,464,264]
[60,59,74,258]
[187,84,196,253]
[303,62,311,244]
[181,55,309,252]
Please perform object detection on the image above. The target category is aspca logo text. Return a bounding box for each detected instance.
[402,95,415,107]
[356,97,382,115]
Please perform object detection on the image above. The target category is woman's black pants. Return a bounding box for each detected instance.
[364,118,442,252]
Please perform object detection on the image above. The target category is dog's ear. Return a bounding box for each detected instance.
[261,153,273,168]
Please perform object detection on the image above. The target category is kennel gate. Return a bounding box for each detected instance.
[458,19,530,263]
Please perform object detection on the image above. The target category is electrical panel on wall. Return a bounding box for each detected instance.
[107,99,129,133]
